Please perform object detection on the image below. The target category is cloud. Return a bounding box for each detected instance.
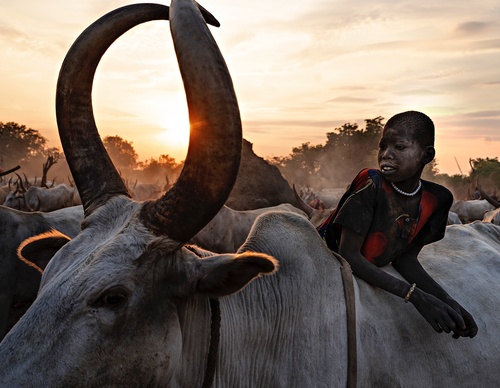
[0,22,25,40]
[478,80,500,87]
[462,110,500,118]
[326,96,374,103]
[454,21,490,35]
[470,38,500,51]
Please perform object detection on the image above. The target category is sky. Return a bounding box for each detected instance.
[1,0,499,176]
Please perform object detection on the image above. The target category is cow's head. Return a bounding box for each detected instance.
[0,1,277,386]
[3,179,34,211]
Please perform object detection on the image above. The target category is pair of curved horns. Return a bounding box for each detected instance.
[56,0,242,243]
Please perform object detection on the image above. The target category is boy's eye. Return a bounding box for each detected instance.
[395,144,406,150]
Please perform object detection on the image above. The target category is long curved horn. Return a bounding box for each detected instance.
[15,173,26,193]
[140,0,242,243]
[56,3,220,216]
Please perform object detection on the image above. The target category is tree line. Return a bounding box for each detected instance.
[0,122,183,189]
[1,120,499,200]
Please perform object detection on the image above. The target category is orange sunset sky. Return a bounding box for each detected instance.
[1,0,499,175]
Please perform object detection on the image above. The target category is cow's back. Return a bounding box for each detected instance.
[172,212,349,387]
[209,214,500,387]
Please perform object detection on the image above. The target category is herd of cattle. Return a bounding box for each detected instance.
[1,0,499,386]
[2,186,500,386]
[1,169,499,347]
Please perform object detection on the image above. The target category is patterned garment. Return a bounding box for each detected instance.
[317,168,453,267]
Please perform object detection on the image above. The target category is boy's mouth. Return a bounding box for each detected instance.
[380,164,397,172]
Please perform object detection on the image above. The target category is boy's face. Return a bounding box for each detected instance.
[378,126,433,183]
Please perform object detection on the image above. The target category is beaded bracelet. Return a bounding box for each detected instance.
[404,283,417,303]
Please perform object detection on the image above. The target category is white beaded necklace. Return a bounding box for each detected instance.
[391,180,422,197]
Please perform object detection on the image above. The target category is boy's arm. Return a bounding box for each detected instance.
[392,244,450,299]
[392,245,478,338]
[338,227,413,299]
[338,226,474,337]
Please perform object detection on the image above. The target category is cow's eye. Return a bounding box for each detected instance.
[92,287,129,310]
[103,293,127,307]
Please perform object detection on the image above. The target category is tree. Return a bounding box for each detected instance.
[103,136,138,170]
[139,154,183,189]
[469,157,500,191]
[271,117,386,189]
[0,122,47,168]
[325,117,383,176]
[269,142,324,188]
[422,159,439,181]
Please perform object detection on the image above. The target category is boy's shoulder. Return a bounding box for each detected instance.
[421,179,452,195]
[352,168,382,186]
[421,179,453,205]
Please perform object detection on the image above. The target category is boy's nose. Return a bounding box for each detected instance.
[381,148,395,159]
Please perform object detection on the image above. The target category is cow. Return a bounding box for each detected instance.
[0,205,83,338]
[2,2,500,387]
[0,185,9,204]
[3,183,78,212]
[450,199,495,223]
[316,188,345,209]
[226,138,303,210]
[293,183,333,227]
[191,203,307,252]
[447,211,462,225]
[130,182,163,201]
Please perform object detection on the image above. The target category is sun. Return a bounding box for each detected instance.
[155,107,190,151]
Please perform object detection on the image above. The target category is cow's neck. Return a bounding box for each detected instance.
[173,295,213,387]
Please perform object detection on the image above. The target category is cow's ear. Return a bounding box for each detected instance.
[17,230,72,273]
[196,252,278,297]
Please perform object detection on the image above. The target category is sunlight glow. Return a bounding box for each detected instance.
[154,109,190,151]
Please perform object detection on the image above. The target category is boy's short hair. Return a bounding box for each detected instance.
[385,111,435,147]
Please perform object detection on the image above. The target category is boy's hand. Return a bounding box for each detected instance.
[448,303,478,339]
[409,289,476,337]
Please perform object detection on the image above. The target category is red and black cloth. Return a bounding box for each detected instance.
[317,169,453,267]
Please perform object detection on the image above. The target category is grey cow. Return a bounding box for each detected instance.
[0,205,83,338]
[3,184,78,212]
[191,203,307,252]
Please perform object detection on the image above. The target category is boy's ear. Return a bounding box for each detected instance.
[423,145,435,164]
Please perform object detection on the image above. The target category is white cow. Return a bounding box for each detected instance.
[447,211,462,225]
[191,203,307,252]
[2,2,500,387]
[317,188,345,208]
[3,184,77,212]
[0,185,10,204]
[131,183,163,201]
[293,184,336,227]
[450,199,495,223]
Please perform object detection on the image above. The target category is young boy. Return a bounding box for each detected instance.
[318,111,477,338]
